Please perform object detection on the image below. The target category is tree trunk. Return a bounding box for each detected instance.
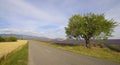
[85,39,91,48]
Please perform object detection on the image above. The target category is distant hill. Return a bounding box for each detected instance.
[0,34,51,41]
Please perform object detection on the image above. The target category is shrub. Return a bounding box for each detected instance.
[5,36,17,42]
[0,36,5,42]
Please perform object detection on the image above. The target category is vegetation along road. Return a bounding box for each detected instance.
[29,40,120,65]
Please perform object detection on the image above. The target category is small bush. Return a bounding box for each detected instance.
[0,36,18,42]
[0,36,5,42]
[5,36,17,42]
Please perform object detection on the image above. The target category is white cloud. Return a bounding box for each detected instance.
[0,0,67,23]
[0,0,120,39]
[0,28,56,38]
[0,0,68,38]
[105,3,120,39]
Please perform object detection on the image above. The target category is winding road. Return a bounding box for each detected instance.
[29,40,120,65]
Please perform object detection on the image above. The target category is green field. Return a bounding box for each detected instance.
[0,43,28,65]
[37,41,120,63]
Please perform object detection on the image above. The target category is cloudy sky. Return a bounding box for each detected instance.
[0,0,120,39]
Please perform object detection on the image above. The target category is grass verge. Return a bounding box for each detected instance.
[0,43,28,65]
[37,41,120,63]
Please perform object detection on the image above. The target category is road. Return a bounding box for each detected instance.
[29,40,120,65]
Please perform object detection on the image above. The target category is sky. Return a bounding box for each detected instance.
[0,0,120,39]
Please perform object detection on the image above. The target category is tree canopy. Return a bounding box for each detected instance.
[0,36,17,42]
[65,13,117,48]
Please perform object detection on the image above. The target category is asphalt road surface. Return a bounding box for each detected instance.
[29,40,120,65]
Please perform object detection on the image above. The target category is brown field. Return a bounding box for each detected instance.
[0,40,28,59]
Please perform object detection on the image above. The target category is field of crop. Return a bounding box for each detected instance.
[0,40,28,60]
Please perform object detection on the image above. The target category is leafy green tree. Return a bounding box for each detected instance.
[65,13,117,48]
[0,36,5,42]
[5,36,17,42]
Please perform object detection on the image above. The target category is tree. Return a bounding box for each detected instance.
[65,13,117,48]
[0,36,5,42]
[5,36,17,42]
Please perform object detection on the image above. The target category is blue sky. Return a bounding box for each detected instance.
[0,0,120,39]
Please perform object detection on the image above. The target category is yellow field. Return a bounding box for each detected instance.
[0,40,28,59]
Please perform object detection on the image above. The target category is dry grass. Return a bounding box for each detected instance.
[0,40,28,59]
